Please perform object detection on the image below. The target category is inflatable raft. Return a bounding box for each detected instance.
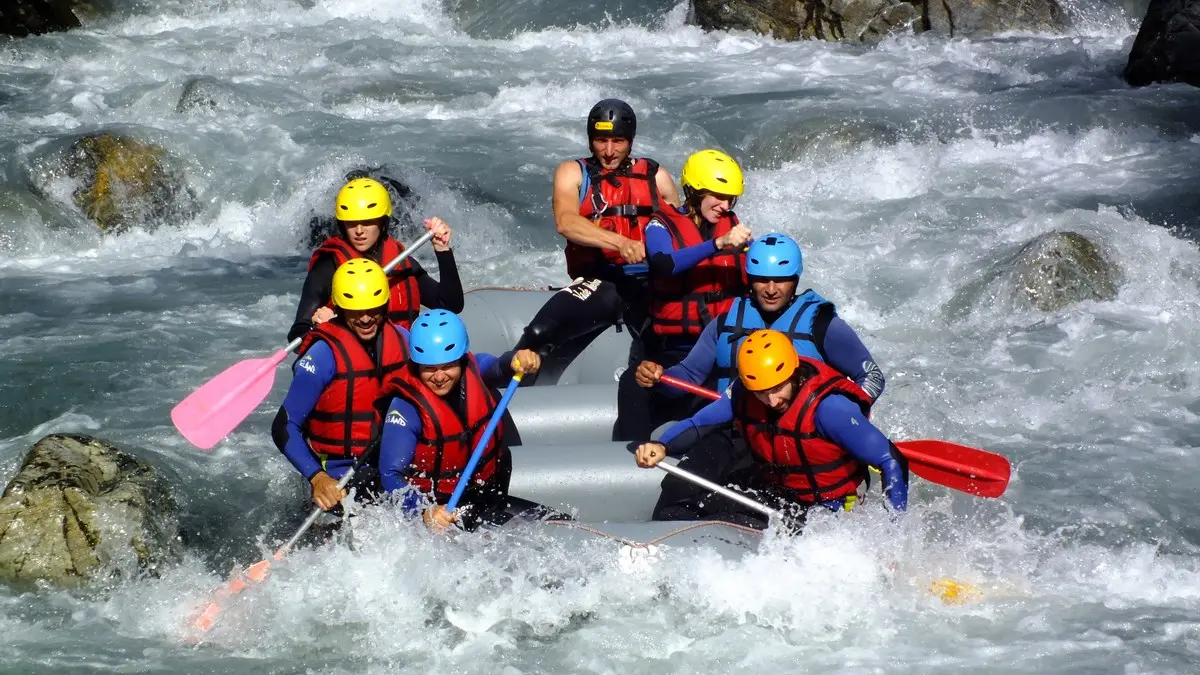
[451,288,762,555]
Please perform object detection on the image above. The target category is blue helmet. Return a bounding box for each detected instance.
[745,233,802,278]
[408,309,469,365]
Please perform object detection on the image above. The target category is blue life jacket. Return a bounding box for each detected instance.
[714,289,834,392]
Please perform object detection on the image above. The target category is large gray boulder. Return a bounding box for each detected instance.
[0,434,180,588]
[690,0,1065,42]
[947,231,1120,316]
[0,1,79,37]
[1123,0,1200,88]
[0,1,107,37]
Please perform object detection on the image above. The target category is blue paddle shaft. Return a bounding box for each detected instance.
[445,374,522,511]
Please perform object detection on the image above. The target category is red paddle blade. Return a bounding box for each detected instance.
[171,349,288,450]
[896,439,1011,498]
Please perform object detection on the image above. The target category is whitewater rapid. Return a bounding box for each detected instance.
[2,0,1200,672]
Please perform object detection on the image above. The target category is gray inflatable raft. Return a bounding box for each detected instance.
[455,290,760,556]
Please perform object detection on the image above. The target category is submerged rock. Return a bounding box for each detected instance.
[306,167,422,250]
[690,0,1065,42]
[745,116,905,169]
[948,231,1120,317]
[0,434,180,588]
[64,133,200,234]
[1123,0,1200,88]
[176,76,225,113]
[1009,231,1120,311]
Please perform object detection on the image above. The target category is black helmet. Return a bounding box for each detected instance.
[587,99,636,141]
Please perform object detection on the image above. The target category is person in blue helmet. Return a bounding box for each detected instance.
[631,232,886,521]
[376,310,556,532]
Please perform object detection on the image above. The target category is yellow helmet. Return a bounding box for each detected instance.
[331,259,390,311]
[680,149,744,197]
[737,329,799,391]
[334,178,392,222]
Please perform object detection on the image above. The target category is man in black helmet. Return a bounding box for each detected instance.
[513,99,681,384]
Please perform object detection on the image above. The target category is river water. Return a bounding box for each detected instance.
[2,0,1200,672]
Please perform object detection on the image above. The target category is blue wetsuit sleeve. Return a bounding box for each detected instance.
[660,394,734,456]
[379,397,422,494]
[476,352,519,387]
[820,317,886,402]
[660,320,719,398]
[645,217,721,277]
[814,395,907,511]
[275,342,336,481]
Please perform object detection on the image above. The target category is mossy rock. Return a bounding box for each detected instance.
[64,133,199,234]
[0,434,180,589]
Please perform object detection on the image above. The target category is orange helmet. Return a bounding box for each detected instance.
[737,329,799,391]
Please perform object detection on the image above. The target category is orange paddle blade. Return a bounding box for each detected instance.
[188,558,276,632]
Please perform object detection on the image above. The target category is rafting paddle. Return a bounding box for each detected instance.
[657,461,782,520]
[171,231,436,450]
[445,372,523,512]
[656,374,1011,498]
[189,443,377,633]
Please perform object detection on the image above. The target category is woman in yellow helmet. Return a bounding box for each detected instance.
[287,177,464,342]
[274,259,410,511]
[615,149,754,441]
[634,329,907,529]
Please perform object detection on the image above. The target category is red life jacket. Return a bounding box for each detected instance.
[649,208,748,337]
[735,358,873,502]
[309,236,421,330]
[563,157,661,279]
[297,322,409,459]
[382,354,501,499]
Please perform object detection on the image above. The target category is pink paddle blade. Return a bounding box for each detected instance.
[171,349,289,450]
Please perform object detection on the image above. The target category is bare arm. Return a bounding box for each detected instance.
[655,165,681,208]
[553,160,626,251]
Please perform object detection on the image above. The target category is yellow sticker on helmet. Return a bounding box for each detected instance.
[593,121,614,131]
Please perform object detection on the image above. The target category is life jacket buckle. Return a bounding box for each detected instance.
[602,204,651,218]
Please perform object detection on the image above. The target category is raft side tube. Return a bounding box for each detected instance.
[505,384,617,446]
[508,442,660,522]
[535,520,763,559]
